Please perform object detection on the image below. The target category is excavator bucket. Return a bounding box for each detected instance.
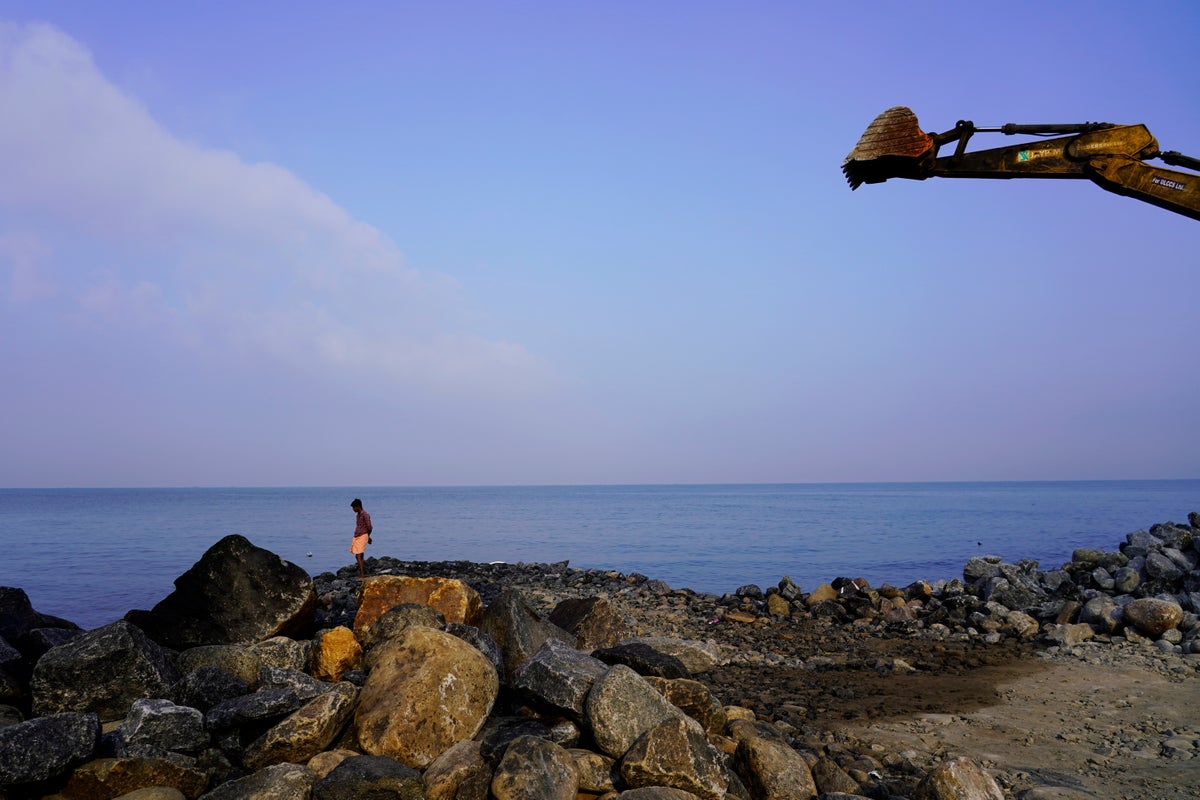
[842,106,935,189]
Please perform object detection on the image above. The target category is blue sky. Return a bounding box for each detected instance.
[1,1,1197,487]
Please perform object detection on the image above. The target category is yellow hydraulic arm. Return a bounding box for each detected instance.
[843,107,1200,221]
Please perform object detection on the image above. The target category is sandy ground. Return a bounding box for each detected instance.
[694,617,1200,799]
[833,654,1200,799]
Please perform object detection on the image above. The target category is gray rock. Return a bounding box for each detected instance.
[310,754,422,800]
[586,665,683,759]
[126,535,316,650]
[0,711,99,786]
[248,637,309,673]
[443,623,504,676]
[1070,548,1108,566]
[1079,596,1120,634]
[23,627,83,662]
[963,557,1003,584]
[1038,569,1073,594]
[119,699,209,753]
[31,620,180,722]
[512,638,608,721]
[477,717,556,762]
[174,667,250,713]
[1162,547,1195,571]
[0,638,27,709]
[1112,566,1141,594]
[205,689,305,734]
[107,787,187,800]
[177,646,262,688]
[1123,530,1159,558]
[1150,522,1193,551]
[256,666,332,702]
[618,637,724,674]
[777,576,802,602]
[1183,592,1200,615]
[0,587,80,651]
[199,761,315,799]
[1090,567,1115,591]
[479,589,573,681]
[490,735,578,800]
[0,706,21,730]
[1145,551,1184,582]
[593,642,690,679]
[982,577,1047,612]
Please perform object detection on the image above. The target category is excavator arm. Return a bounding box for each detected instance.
[842,107,1200,221]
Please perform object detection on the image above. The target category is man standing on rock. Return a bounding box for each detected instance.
[350,498,373,579]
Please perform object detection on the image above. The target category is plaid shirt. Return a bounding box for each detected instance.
[354,510,372,537]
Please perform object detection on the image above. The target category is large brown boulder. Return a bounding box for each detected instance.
[353,575,482,631]
[1122,598,1184,637]
[645,677,728,737]
[355,626,498,770]
[423,739,491,800]
[125,535,315,649]
[310,627,363,682]
[548,597,635,649]
[242,682,358,772]
[58,756,208,799]
[619,716,727,800]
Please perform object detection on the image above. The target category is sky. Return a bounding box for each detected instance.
[1,1,1197,488]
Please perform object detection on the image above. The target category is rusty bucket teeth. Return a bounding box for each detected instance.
[842,106,935,189]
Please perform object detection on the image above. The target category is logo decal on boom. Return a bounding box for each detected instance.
[1151,176,1187,192]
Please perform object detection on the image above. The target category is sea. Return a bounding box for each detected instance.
[1,481,1196,631]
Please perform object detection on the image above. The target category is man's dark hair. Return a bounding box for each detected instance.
[351,498,362,509]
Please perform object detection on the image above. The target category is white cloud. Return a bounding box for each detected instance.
[0,20,553,397]
[0,230,56,301]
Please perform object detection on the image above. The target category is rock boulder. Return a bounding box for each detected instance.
[125,535,315,649]
[355,625,498,770]
[31,621,180,722]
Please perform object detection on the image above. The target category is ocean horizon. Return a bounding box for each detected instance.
[2,479,1196,630]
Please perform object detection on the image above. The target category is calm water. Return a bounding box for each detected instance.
[1,481,1196,630]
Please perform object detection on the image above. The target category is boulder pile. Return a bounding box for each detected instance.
[745,514,1200,657]
[0,515,1197,800]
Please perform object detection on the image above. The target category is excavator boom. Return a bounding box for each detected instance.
[843,107,1200,221]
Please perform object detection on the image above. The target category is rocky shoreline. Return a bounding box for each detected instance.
[1,514,1198,799]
